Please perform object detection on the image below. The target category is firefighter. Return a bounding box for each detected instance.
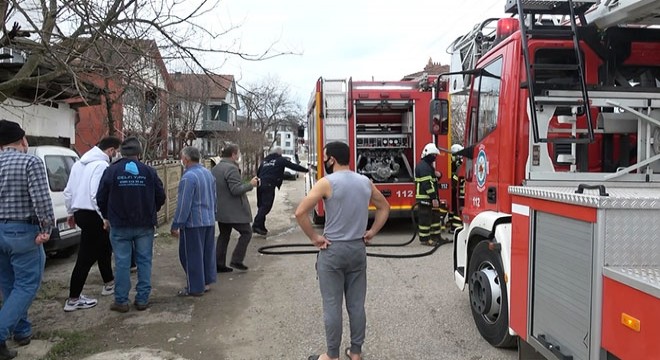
[415,143,447,246]
[449,144,464,232]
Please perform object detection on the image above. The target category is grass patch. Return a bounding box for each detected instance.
[38,330,98,360]
[36,280,66,301]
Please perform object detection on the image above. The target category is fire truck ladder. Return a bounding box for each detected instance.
[507,0,597,145]
[322,78,349,145]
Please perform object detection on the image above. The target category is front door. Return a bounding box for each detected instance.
[462,56,504,223]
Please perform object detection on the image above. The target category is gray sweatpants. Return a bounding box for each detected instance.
[316,239,367,358]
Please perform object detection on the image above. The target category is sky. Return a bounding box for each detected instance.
[203,0,508,108]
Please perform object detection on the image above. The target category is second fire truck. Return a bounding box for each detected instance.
[306,76,452,223]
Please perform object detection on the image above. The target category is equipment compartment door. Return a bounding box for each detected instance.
[532,211,593,360]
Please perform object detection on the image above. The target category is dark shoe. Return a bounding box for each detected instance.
[252,227,267,236]
[0,342,17,360]
[230,262,248,271]
[12,334,31,346]
[133,301,149,311]
[216,266,233,273]
[110,302,129,313]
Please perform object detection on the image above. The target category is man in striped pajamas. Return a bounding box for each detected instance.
[171,146,217,296]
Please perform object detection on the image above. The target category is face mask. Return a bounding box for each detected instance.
[324,159,334,175]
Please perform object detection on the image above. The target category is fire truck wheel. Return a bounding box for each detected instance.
[467,240,516,348]
[312,209,325,225]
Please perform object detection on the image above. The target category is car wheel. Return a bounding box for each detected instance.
[49,245,78,259]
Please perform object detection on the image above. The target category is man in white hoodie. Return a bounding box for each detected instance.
[62,136,121,312]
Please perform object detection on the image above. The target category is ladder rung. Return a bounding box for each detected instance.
[542,137,593,145]
[526,28,574,38]
[535,98,585,106]
[505,0,597,15]
[533,64,580,71]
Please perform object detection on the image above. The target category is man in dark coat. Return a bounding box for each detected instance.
[252,146,308,235]
[211,144,259,272]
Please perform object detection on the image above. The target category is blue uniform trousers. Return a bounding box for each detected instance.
[179,226,217,294]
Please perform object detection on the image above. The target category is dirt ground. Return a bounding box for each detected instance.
[13,176,300,360]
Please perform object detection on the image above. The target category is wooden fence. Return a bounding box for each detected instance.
[147,159,215,226]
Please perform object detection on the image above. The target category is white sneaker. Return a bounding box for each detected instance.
[63,295,98,312]
[101,283,115,296]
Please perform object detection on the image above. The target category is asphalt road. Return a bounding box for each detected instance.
[21,174,518,360]
[229,176,518,360]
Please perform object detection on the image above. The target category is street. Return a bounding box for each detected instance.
[19,175,516,360]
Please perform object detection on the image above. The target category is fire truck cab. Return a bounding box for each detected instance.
[306,77,452,223]
[446,0,660,359]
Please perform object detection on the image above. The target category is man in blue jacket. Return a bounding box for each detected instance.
[170,146,217,296]
[97,137,166,313]
[253,147,308,235]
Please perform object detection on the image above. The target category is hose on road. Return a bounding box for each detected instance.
[257,203,452,259]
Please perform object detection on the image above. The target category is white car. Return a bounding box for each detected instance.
[28,146,81,258]
[282,154,299,180]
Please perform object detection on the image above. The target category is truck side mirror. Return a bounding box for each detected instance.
[297,125,305,138]
[429,99,449,135]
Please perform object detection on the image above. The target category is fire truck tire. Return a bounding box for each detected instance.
[312,209,325,225]
[467,240,516,348]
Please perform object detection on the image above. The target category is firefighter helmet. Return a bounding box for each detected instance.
[451,144,464,154]
[421,143,440,157]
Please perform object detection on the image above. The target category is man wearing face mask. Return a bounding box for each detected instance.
[414,143,446,246]
[295,141,390,360]
[0,119,54,359]
[62,136,121,312]
[252,146,308,236]
[211,144,259,273]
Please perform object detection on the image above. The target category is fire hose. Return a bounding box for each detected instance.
[257,203,451,258]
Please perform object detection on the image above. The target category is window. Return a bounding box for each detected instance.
[286,133,291,139]
[285,141,291,148]
[470,57,503,143]
[44,155,77,192]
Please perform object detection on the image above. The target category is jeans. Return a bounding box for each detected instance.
[253,184,276,230]
[0,221,45,342]
[109,226,154,305]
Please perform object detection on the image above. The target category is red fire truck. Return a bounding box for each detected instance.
[306,76,452,223]
[445,0,660,359]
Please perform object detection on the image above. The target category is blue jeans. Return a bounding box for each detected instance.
[109,227,154,305]
[0,221,45,342]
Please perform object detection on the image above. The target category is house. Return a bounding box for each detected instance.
[267,130,297,155]
[75,39,172,159]
[0,47,101,147]
[169,73,239,157]
[401,58,450,86]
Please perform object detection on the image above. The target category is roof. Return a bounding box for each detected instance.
[74,38,173,90]
[401,58,450,80]
[170,73,235,101]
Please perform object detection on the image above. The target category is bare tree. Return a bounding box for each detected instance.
[0,1,294,109]
[232,76,304,174]
[168,73,212,156]
[451,94,468,146]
